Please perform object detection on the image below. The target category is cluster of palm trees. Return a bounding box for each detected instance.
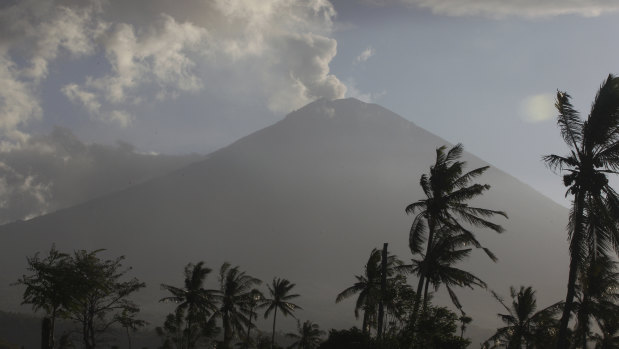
[158,261,307,349]
[333,74,619,349]
[336,143,508,347]
[335,248,413,336]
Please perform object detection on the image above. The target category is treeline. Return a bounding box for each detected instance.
[8,74,619,349]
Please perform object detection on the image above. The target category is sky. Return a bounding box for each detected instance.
[1,0,619,215]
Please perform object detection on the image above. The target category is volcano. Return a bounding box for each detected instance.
[0,98,568,332]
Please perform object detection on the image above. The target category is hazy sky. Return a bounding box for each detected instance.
[2,0,619,209]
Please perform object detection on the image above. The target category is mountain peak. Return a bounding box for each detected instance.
[283,97,413,127]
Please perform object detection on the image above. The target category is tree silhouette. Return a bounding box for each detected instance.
[65,249,145,349]
[15,246,72,349]
[262,278,302,349]
[336,248,402,334]
[286,320,325,349]
[156,307,218,349]
[542,74,619,348]
[484,286,561,349]
[160,262,219,349]
[116,308,147,349]
[216,262,261,349]
[407,143,506,328]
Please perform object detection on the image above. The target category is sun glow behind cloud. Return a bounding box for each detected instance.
[521,94,555,123]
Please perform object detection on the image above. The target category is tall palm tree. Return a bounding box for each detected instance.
[542,74,619,348]
[485,286,562,349]
[286,320,325,349]
[335,248,403,334]
[216,263,262,349]
[160,262,219,349]
[262,278,302,349]
[404,228,487,314]
[407,144,507,326]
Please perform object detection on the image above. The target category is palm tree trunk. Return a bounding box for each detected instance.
[377,243,388,341]
[422,278,430,315]
[271,308,278,349]
[186,316,192,349]
[556,190,586,349]
[579,298,589,349]
[223,313,232,349]
[126,327,132,349]
[410,219,436,333]
[362,308,369,335]
[246,308,254,348]
[42,317,51,349]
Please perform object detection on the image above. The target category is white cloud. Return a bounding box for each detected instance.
[91,15,207,103]
[399,0,619,18]
[0,161,51,220]
[0,127,199,223]
[0,55,42,144]
[62,83,101,115]
[107,110,133,128]
[0,0,347,138]
[0,0,104,148]
[521,93,555,123]
[354,46,375,64]
[267,33,346,112]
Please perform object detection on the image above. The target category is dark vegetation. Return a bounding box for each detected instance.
[4,75,619,348]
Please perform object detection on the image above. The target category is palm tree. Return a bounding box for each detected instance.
[262,278,302,349]
[216,263,262,349]
[286,320,325,349]
[542,74,619,348]
[403,228,487,315]
[407,144,507,326]
[336,248,402,334]
[160,262,219,349]
[485,286,561,349]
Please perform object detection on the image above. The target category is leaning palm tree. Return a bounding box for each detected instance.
[542,74,619,348]
[286,320,325,349]
[262,278,302,349]
[485,286,562,349]
[407,143,507,326]
[216,263,262,349]
[336,248,403,334]
[160,262,219,349]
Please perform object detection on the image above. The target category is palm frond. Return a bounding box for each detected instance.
[555,90,583,151]
[586,74,619,150]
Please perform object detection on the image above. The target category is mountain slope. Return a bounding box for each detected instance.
[0,98,568,331]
